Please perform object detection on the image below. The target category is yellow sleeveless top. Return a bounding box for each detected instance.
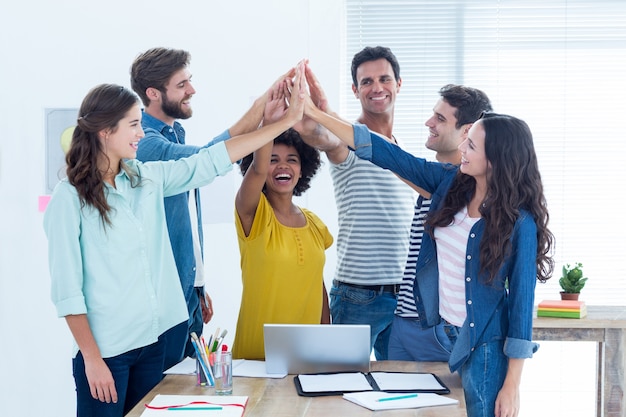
[232,194,333,359]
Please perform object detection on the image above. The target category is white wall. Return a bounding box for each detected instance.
[0,1,342,415]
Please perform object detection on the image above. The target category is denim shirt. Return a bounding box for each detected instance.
[136,112,230,304]
[352,124,539,372]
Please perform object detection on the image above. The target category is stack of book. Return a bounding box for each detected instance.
[537,300,587,318]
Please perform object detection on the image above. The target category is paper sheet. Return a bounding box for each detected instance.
[163,357,196,375]
[232,359,287,378]
[343,391,458,411]
[298,372,373,393]
[163,358,286,378]
[141,394,248,416]
[370,372,445,391]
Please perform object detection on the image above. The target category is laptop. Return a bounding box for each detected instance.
[263,323,371,375]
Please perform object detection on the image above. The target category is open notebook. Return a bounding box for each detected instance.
[294,371,451,396]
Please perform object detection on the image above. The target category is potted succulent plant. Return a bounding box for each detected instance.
[559,262,588,300]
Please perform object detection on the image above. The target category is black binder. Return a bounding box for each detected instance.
[294,371,451,397]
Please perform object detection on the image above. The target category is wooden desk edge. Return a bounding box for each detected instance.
[126,361,465,417]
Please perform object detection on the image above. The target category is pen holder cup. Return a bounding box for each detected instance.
[196,357,210,387]
[211,351,233,395]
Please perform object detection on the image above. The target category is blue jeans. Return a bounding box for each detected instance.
[459,339,508,417]
[329,280,397,360]
[73,338,165,417]
[388,316,453,362]
[161,321,188,372]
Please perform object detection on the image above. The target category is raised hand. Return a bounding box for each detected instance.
[263,78,289,124]
[305,63,329,112]
[295,63,332,139]
[284,60,306,126]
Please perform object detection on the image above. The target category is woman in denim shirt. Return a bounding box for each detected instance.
[304,103,554,417]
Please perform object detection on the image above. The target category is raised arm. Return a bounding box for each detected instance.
[295,64,349,164]
[227,67,296,137]
[235,78,290,235]
[304,91,357,150]
[223,63,305,163]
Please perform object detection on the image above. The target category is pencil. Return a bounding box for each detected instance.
[167,406,223,410]
[376,393,419,402]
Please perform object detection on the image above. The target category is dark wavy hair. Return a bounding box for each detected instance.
[66,84,141,227]
[351,46,401,87]
[130,47,190,106]
[239,128,321,196]
[427,112,555,283]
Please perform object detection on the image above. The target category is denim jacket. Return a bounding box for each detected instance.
[136,112,230,305]
[352,124,539,372]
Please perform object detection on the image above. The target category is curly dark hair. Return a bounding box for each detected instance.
[239,128,321,196]
[426,112,555,284]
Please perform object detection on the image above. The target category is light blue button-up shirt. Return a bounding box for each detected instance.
[44,143,232,358]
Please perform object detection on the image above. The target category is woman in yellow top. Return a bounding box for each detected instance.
[233,80,333,360]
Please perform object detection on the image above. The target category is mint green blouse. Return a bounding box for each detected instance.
[44,142,232,358]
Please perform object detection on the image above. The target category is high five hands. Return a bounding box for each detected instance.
[262,60,327,129]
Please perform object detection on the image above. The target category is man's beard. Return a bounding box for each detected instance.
[162,95,192,120]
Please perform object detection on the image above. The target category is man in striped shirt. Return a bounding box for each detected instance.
[301,47,414,360]
[388,84,492,361]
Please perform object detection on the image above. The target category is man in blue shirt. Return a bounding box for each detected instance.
[131,47,271,370]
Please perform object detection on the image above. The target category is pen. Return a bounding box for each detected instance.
[190,336,214,385]
[376,393,419,402]
[214,329,228,352]
[167,406,223,410]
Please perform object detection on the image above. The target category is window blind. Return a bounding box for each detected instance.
[343,0,626,304]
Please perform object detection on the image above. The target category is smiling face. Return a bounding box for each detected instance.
[99,103,144,167]
[161,67,196,120]
[352,58,401,116]
[265,143,302,195]
[458,119,489,181]
[424,98,467,162]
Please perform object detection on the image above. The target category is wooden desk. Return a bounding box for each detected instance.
[533,305,626,417]
[126,361,465,417]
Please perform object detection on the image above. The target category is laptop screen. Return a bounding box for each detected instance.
[263,324,371,374]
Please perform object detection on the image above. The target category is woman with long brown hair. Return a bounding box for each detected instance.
[44,71,304,417]
[303,100,554,417]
